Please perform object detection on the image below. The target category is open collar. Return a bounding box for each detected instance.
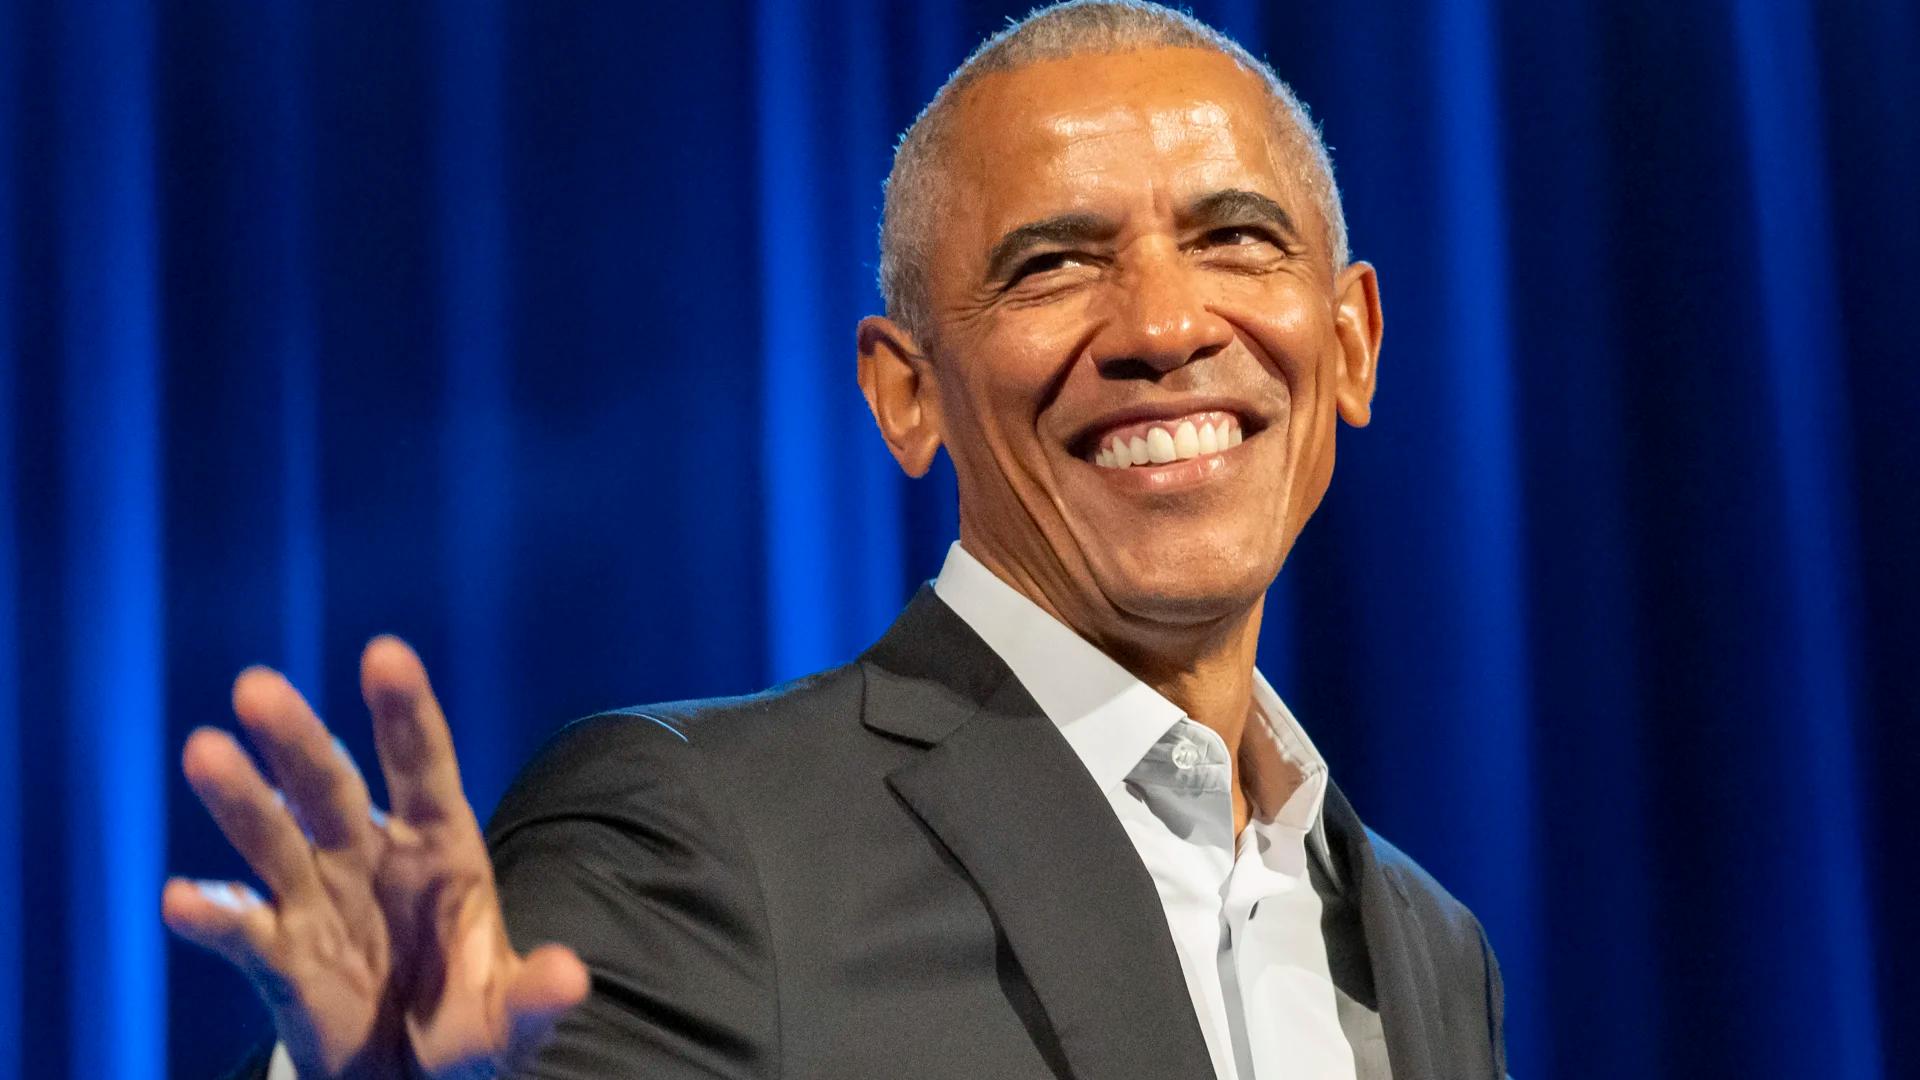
[930,542,1339,887]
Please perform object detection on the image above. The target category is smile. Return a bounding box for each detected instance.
[1087,410,1245,469]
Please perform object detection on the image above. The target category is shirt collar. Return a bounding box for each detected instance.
[931,542,1337,879]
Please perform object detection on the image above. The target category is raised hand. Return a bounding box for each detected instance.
[162,637,590,1078]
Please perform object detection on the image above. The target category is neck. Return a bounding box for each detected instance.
[959,533,1270,827]
[1105,603,1263,747]
[1106,604,1266,836]
[1105,607,1267,834]
[961,539,1267,739]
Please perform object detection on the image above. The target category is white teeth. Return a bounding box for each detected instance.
[1173,420,1199,460]
[1146,427,1176,463]
[1091,414,1248,469]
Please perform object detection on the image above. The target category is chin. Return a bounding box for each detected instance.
[1092,532,1282,627]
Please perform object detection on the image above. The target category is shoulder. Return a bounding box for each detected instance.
[1364,826,1488,946]
[1364,826,1508,1075]
[1362,825,1499,978]
[478,676,862,1076]
[484,661,866,840]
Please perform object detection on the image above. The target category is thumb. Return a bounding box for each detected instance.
[501,944,590,1062]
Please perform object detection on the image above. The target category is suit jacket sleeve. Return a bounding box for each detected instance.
[488,712,780,1079]
[1479,920,1508,1079]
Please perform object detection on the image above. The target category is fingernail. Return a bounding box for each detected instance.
[195,880,263,912]
[370,804,389,828]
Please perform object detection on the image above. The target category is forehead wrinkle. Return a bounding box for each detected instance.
[1029,106,1269,223]
[1043,102,1144,141]
[1043,100,1248,167]
[1168,156,1264,201]
[1149,100,1236,156]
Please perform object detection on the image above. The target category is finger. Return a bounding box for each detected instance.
[361,635,469,826]
[182,727,322,901]
[231,666,378,854]
[501,944,591,1063]
[161,876,280,974]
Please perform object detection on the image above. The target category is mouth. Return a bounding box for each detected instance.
[1073,408,1256,470]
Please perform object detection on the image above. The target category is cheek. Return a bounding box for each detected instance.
[1239,289,1344,531]
[965,316,1085,427]
[936,326,1074,474]
[1231,280,1331,385]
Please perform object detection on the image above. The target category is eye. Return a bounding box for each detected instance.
[1203,225,1277,248]
[1009,251,1084,284]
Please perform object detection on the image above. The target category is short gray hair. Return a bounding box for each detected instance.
[878,0,1349,343]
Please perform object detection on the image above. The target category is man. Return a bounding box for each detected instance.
[166,2,1508,1077]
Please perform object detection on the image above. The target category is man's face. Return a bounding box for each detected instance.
[873,47,1380,646]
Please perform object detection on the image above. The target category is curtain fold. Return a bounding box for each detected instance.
[1,1,1912,1076]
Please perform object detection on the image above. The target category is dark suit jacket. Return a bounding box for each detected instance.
[234,588,1507,1078]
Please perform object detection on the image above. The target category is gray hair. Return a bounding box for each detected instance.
[877,0,1349,344]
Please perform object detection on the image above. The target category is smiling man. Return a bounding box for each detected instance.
[167,3,1507,1078]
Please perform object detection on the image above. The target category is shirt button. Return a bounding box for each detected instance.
[1171,739,1203,770]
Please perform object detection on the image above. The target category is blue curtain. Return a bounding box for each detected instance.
[2,1,1914,1076]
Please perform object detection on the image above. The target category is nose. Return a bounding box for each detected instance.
[1090,241,1233,379]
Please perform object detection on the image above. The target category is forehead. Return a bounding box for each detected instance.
[946,48,1290,228]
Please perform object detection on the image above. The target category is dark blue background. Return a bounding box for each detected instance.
[2,1,1915,1077]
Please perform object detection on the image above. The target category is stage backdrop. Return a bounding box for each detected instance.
[2,0,1915,1077]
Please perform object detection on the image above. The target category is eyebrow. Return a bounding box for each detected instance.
[981,189,1304,285]
[1180,188,1302,244]
[983,212,1117,283]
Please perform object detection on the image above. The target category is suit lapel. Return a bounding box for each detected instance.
[862,589,1217,1080]
[1322,782,1447,1079]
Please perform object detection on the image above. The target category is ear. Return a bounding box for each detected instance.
[1331,261,1383,428]
[857,315,943,478]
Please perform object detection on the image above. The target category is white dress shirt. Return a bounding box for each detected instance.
[934,542,1360,1080]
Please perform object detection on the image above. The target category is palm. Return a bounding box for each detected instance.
[162,638,589,1079]
[376,819,538,1071]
